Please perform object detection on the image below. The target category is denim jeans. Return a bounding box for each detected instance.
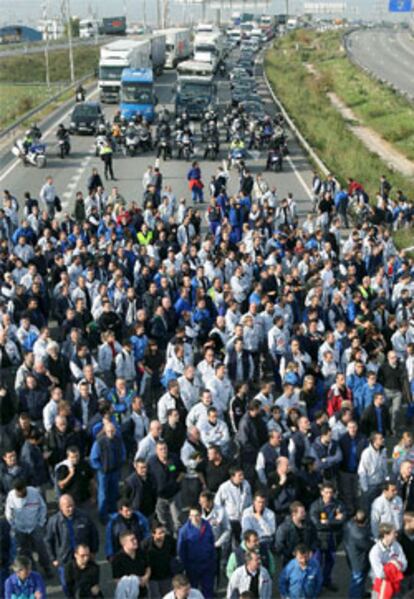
[97,469,120,522]
[191,185,204,203]
[349,570,367,599]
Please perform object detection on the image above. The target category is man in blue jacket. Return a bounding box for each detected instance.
[279,544,323,599]
[90,421,126,523]
[177,506,216,599]
[105,497,150,560]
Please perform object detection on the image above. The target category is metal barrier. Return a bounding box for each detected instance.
[0,72,95,141]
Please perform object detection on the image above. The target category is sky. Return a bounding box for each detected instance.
[0,0,412,27]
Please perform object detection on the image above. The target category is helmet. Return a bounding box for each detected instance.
[58,123,64,129]
[128,121,135,127]
[98,124,106,133]
[25,129,31,136]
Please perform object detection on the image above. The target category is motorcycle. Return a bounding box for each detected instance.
[138,127,152,152]
[228,146,246,172]
[125,130,140,156]
[157,135,171,160]
[266,148,283,172]
[13,139,47,168]
[204,137,219,160]
[176,134,193,161]
[57,135,70,159]
[95,133,108,157]
[75,90,85,103]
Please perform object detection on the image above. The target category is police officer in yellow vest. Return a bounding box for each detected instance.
[137,223,153,245]
[100,141,116,181]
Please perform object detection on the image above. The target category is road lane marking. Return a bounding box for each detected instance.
[0,86,98,183]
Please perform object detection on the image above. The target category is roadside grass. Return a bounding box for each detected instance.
[288,29,414,162]
[264,30,414,251]
[0,45,99,84]
[0,44,99,130]
[0,84,61,129]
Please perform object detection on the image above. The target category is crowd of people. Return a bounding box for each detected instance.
[0,154,414,599]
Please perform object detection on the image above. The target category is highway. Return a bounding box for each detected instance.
[0,48,325,598]
[346,28,414,98]
[0,55,314,223]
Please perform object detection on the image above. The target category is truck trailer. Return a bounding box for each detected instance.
[98,39,151,103]
[157,28,191,69]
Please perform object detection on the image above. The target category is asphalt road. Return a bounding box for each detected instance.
[347,27,414,98]
[0,51,358,598]
[0,58,314,222]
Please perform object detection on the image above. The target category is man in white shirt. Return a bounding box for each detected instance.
[178,365,201,411]
[215,467,252,544]
[135,420,162,461]
[206,363,233,418]
[198,407,230,454]
[186,390,214,429]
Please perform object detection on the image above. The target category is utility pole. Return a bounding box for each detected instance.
[162,0,169,28]
[42,1,51,90]
[64,0,75,83]
[142,0,147,30]
[202,0,206,22]
[156,0,162,28]
[286,0,289,16]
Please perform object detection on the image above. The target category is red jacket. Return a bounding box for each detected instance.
[373,561,404,599]
[326,385,353,417]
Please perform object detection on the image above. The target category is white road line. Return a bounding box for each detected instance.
[0,86,98,183]
[286,156,313,201]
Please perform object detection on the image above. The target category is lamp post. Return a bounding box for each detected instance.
[65,0,75,83]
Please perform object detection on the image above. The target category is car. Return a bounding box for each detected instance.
[240,100,266,119]
[69,101,105,135]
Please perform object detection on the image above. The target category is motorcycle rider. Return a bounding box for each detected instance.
[266,134,283,171]
[56,123,70,157]
[75,84,85,102]
[177,125,194,159]
[156,119,172,159]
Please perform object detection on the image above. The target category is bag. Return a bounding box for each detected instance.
[54,196,62,212]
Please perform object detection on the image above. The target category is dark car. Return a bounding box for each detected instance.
[69,101,104,135]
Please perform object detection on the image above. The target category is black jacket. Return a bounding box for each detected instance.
[397,474,414,512]
[65,559,101,599]
[46,509,99,565]
[309,497,347,550]
[236,413,268,464]
[124,471,157,517]
[338,433,368,473]
[268,471,298,521]
[360,403,391,437]
[275,515,318,565]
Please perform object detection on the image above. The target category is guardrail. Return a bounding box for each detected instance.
[0,72,95,141]
[343,28,414,104]
[261,49,331,178]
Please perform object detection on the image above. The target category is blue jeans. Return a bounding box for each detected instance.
[97,469,120,522]
[191,185,204,203]
[58,565,69,597]
[348,570,367,599]
[187,567,215,599]
[315,548,335,585]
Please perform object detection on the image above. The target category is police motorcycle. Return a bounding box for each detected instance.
[95,123,110,157]
[13,127,46,168]
[228,135,247,172]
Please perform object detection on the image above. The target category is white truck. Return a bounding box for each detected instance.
[147,32,166,75]
[193,31,223,73]
[99,39,151,103]
[157,28,191,69]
